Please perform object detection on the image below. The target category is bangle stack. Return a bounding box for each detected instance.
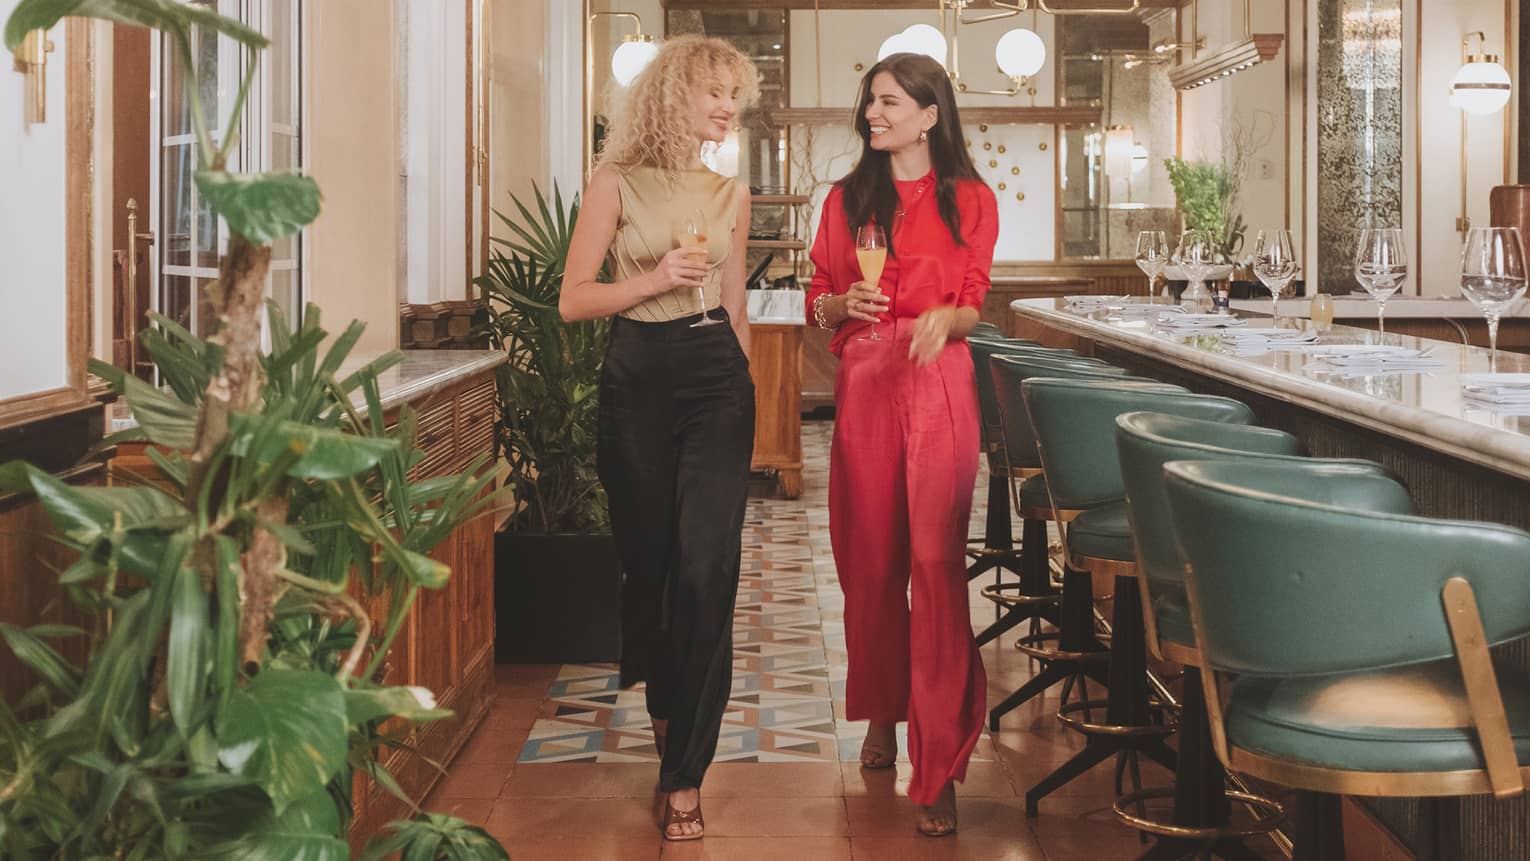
[813,293,834,330]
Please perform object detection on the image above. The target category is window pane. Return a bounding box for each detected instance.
[161,35,191,137]
[161,274,192,331]
[271,0,295,125]
[161,144,194,267]
[196,190,219,269]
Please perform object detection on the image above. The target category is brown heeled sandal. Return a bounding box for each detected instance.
[661,795,704,841]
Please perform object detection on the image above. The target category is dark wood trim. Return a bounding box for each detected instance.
[772,105,1103,126]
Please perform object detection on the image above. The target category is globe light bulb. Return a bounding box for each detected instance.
[878,32,909,61]
[1449,57,1512,115]
[900,24,948,67]
[611,37,658,87]
[995,28,1046,80]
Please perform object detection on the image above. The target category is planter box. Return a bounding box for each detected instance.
[494,529,622,663]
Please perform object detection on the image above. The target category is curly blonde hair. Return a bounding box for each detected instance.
[598,35,761,174]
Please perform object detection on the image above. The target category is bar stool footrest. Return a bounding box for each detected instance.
[981,582,1062,608]
[1057,699,1179,737]
[1112,787,1286,841]
[1016,631,1110,662]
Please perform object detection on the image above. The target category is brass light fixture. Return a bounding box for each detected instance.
[12,28,54,124]
[583,9,655,176]
[1167,0,1283,91]
[1450,32,1513,235]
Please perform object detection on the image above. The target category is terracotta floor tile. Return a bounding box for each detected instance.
[503,763,661,798]
[848,835,1046,861]
[844,795,919,837]
[483,797,662,841]
[456,722,533,765]
[482,696,545,731]
[660,836,853,860]
[429,758,514,800]
[701,796,851,837]
[497,835,663,860]
[422,797,495,824]
[835,760,1015,799]
[700,762,845,797]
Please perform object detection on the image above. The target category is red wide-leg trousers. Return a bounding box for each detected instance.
[829,323,987,806]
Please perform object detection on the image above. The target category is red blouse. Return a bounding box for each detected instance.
[805,170,998,356]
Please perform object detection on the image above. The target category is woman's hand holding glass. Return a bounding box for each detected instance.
[841,280,890,324]
[650,245,710,297]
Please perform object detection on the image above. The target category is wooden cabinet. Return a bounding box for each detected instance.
[747,323,804,498]
[108,363,500,844]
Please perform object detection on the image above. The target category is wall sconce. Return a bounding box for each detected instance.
[1104,125,1134,178]
[1450,31,1513,235]
[12,29,55,125]
[584,10,655,176]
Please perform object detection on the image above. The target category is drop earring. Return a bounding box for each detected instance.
[918,128,928,143]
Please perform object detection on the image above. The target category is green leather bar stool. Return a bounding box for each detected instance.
[1020,378,1256,817]
[1165,459,1530,861]
[982,357,1160,731]
[964,336,1097,585]
[971,320,1005,338]
[1115,412,1314,860]
[977,353,1131,649]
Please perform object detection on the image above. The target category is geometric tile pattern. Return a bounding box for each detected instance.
[518,420,994,765]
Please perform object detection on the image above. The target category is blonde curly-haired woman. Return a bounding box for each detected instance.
[560,35,759,842]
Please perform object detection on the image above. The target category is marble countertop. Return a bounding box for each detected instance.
[1010,298,1530,481]
[111,349,506,432]
[1230,295,1530,320]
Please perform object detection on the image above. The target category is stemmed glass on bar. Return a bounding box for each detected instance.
[1252,229,1300,322]
[1173,229,1215,312]
[1460,226,1528,372]
[1353,228,1408,335]
[1135,231,1169,299]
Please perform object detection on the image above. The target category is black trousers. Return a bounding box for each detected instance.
[596,309,755,792]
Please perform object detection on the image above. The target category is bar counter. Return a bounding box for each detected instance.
[1010,297,1530,860]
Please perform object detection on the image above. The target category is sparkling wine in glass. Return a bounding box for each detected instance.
[676,209,722,327]
[1135,230,1169,299]
[855,224,888,342]
[1460,227,1528,372]
[1353,228,1407,335]
[1253,228,1300,322]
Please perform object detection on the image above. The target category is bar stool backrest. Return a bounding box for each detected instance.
[1022,378,1249,510]
[989,355,1140,472]
[1115,412,1307,597]
[968,338,1060,446]
[1162,459,1530,676]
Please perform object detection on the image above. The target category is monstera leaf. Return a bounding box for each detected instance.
[216,670,348,813]
[195,171,322,245]
[5,0,268,53]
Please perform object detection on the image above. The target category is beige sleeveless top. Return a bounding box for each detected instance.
[609,166,740,322]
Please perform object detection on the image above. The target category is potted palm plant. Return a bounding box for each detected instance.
[478,185,622,663]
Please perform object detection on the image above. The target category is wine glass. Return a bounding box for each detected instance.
[1173,230,1214,312]
[1460,227,1528,372]
[854,224,888,342]
[677,209,722,328]
[1135,230,1169,299]
[1353,228,1408,335]
[1252,229,1300,321]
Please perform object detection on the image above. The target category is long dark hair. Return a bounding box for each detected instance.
[839,53,981,256]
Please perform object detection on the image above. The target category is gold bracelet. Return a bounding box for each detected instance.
[812,293,834,330]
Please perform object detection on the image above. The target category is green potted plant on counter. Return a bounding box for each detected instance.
[0,2,506,858]
[477,184,622,663]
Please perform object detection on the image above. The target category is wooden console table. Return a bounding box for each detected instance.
[748,323,804,498]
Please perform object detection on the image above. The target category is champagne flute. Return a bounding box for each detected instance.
[1135,230,1169,299]
[1460,226,1528,372]
[676,209,722,328]
[854,224,888,342]
[1353,228,1407,335]
[1252,228,1300,321]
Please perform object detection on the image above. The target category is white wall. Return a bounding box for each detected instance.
[1417,0,1515,295]
[0,4,69,400]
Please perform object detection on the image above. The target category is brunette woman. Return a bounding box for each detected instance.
[804,52,996,837]
[560,35,759,841]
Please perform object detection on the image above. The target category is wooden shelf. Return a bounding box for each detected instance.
[771,105,1103,127]
[753,194,810,206]
[747,239,807,250]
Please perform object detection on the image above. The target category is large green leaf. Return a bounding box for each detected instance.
[0,460,186,547]
[344,686,452,726]
[5,0,268,54]
[90,357,198,449]
[208,790,348,861]
[0,623,81,698]
[216,670,348,813]
[167,563,210,735]
[195,171,321,245]
[234,417,400,481]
